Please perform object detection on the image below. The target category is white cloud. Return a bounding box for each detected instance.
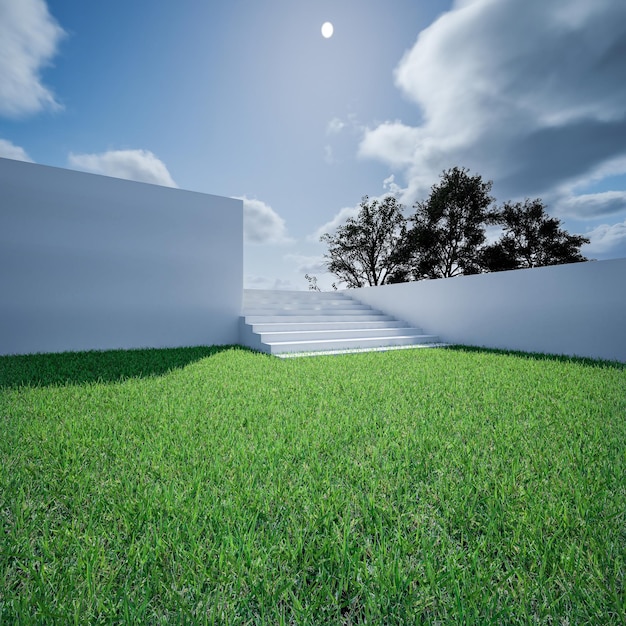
[68,149,178,187]
[556,191,626,220]
[235,195,293,244]
[359,121,421,169]
[326,117,346,135]
[283,254,326,274]
[556,156,626,196]
[395,0,625,127]
[0,0,65,117]
[359,0,626,203]
[324,145,335,165]
[583,220,626,256]
[382,174,403,198]
[0,139,33,162]
[308,205,361,242]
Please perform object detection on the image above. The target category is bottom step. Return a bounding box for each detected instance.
[275,343,450,359]
[266,334,441,355]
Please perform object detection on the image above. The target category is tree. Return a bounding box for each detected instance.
[320,196,409,288]
[304,274,321,291]
[480,199,590,271]
[397,167,497,279]
[304,273,337,291]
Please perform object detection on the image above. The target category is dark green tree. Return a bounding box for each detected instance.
[480,199,590,271]
[397,167,498,279]
[320,196,409,288]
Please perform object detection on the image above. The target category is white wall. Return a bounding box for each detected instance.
[0,157,243,356]
[345,258,626,363]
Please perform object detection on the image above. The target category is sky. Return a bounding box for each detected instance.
[1,0,626,291]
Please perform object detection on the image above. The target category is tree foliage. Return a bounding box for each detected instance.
[304,273,337,291]
[319,168,591,288]
[397,167,497,279]
[480,199,590,271]
[320,196,408,288]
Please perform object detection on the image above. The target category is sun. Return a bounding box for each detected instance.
[321,22,334,38]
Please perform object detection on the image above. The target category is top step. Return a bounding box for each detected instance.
[243,289,355,312]
[244,289,349,299]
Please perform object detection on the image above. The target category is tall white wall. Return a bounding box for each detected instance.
[0,157,243,356]
[345,258,626,363]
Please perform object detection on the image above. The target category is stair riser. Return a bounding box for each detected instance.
[242,299,352,311]
[249,321,411,332]
[268,335,440,354]
[244,307,372,316]
[244,290,346,297]
[244,297,350,305]
[244,314,396,323]
[244,299,362,306]
[258,328,428,342]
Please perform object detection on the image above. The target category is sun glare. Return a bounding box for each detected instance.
[321,22,334,38]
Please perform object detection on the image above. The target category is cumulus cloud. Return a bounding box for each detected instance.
[556,191,626,219]
[359,121,422,169]
[0,0,65,117]
[359,0,626,205]
[583,220,626,256]
[308,205,361,242]
[68,149,178,187]
[235,196,293,244]
[382,174,403,198]
[0,139,33,162]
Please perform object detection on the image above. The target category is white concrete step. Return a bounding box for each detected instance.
[243,300,356,310]
[243,292,348,305]
[262,334,441,354]
[244,306,374,315]
[244,288,344,297]
[248,320,411,332]
[239,288,447,356]
[244,313,397,324]
[244,294,349,302]
[276,344,450,358]
[255,326,428,343]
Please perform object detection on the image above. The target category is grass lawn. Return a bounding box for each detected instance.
[1,344,625,624]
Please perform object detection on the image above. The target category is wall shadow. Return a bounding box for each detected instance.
[443,344,626,370]
[0,344,259,389]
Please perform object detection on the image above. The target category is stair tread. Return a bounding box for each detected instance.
[276,344,450,358]
[259,327,421,333]
[250,323,407,327]
[267,335,439,346]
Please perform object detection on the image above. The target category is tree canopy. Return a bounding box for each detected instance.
[316,167,591,290]
[320,196,408,288]
[480,199,590,271]
[397,167,497,279]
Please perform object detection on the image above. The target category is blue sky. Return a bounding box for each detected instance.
[1,0,625,290]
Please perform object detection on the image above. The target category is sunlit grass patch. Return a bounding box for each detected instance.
[1,345,624,623]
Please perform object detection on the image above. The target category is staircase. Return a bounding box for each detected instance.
[239,289,447,357]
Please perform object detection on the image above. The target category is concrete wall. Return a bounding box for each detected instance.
[345,258,626,363]
[0,157,243,356]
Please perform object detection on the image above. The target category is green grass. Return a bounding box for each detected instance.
[1,345,624,624]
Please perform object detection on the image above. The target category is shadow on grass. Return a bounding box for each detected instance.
[0,344,260,389]
[443,344,626,370]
